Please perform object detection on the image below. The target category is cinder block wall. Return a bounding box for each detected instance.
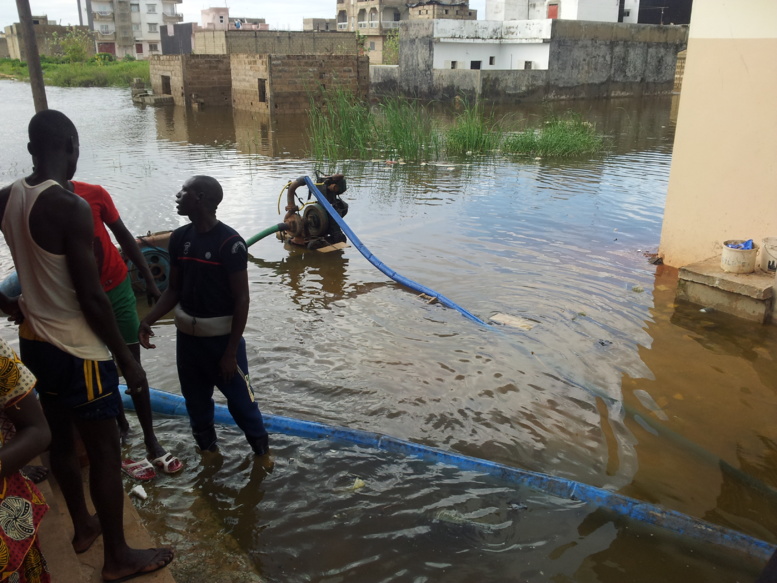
[182,54,232,107]
[231,54,271,112]
[232,54,369,113]
[149,55,185,105]
[225,31,358,56]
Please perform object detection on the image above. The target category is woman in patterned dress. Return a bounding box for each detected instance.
[0,338,52,582]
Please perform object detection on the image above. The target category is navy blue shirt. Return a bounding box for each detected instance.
[169,221,247,318]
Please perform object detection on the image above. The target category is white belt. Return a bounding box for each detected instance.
[174,304,232,337]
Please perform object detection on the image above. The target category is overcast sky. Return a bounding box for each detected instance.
[3,0,487,30]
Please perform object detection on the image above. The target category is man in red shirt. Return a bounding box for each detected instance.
[71,180,182,478]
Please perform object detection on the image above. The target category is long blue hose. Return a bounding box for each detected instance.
[302,177,488,326]
[123,386,775,562]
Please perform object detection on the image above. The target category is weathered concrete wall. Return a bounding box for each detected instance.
[370,65,400,97]
[398,21,435,98]
[4,23,95,61]
[232,54,369,113]
[546,20,687,99]
[183,54,232,107]
[479,69,548,102]
[149,55,185,105]
[149,54,231,107]
[195,30,358,56]
[230,54,270,112]
[0,38,8,59]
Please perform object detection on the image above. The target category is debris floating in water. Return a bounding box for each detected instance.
[352,478,366,490]
[130,485,148,500]
[490,313,536,330]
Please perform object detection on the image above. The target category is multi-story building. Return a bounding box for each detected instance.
[77,0,183,59]
[336,0,408,63]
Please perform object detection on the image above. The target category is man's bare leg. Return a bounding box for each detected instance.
[127,343,167,460]
[75,415,173,580]
[42,404,102,553]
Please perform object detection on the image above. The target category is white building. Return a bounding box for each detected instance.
[431,19,552,70]
[485,0,639,24]
[78,0,183,59]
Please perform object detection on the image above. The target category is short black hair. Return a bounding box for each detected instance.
[189,175,223,210]
[28,109,78,156]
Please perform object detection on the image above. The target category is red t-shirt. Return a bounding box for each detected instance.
[72,181,128,292]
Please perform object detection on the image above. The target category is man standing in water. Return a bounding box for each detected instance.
[0,109,173,582]
[139,175,272,466]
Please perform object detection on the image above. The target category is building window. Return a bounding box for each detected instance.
[444,9,448,14]
[136,43,143,53]
[132,23,140,31]
[258,79,267,103]
[470,61,481,70]
[161,75,171,94]
[219,15,224,23]
[100,24,109,33]
[149,43,158,51]
[146,4,156,13]
[369,41,375,50]
[489,56,495,66]
[450,61,457,69]
[148,23,158,32]
[623,9,630,16]
[524,61,532,70]
[130,3,139,11]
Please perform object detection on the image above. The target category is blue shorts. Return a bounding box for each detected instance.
[19,338,121,421]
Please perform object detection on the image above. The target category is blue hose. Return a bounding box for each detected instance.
[302,177,488,326]
[123,386,775,562]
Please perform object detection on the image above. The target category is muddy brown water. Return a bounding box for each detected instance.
[1,80,775,582]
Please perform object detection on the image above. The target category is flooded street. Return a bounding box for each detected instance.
[0,80,775,582]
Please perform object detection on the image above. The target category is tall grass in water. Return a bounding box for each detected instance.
[308,88,374,161]
[503,112,606,157]
[376,97,440,161]
[444,101,502,156]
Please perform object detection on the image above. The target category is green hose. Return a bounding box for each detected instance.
[246,224,286,248]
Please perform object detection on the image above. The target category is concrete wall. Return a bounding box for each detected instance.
[659,0,777,268]
[370,64,400,95]
[231,54,369,114]
[4,23,95,61]
[545,19,686,99]
[0,38,8,59]
[149,55,185,104]
[398,18,685,102]
[195,30,359,56]
[149,54,231,107]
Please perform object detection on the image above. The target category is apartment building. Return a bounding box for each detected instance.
[78,0,183,59]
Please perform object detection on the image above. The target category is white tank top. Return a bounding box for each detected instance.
[2,179,111,361]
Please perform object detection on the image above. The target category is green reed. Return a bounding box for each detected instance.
[444,101,502,156]
[308,87,374,162]
[375,97,441,161]
[502,112,606,157]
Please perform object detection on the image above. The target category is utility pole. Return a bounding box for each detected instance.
[15,0,48,112]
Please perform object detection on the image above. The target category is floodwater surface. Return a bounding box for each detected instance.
[0,80,775,582]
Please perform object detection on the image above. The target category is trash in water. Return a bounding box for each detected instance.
[726,239,754,250]
[130,485,148,500]
[352,478,366,490]
[490,313,537,330]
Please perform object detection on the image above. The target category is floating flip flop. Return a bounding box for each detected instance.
[122,458,156,481]
[149,453,183,475]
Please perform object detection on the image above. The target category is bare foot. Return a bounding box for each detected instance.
[73,514,102,554]
[21,465,48,484]
[102,547,174,583]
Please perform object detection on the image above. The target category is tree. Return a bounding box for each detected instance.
[51,27,94,63]
[383,29,399,65]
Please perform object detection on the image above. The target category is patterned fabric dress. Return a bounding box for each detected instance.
[0,340,50,583]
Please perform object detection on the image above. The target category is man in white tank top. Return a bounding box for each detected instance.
[0,110,173,582]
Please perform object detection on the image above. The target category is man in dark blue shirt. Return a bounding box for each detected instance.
[139,176,271,467]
